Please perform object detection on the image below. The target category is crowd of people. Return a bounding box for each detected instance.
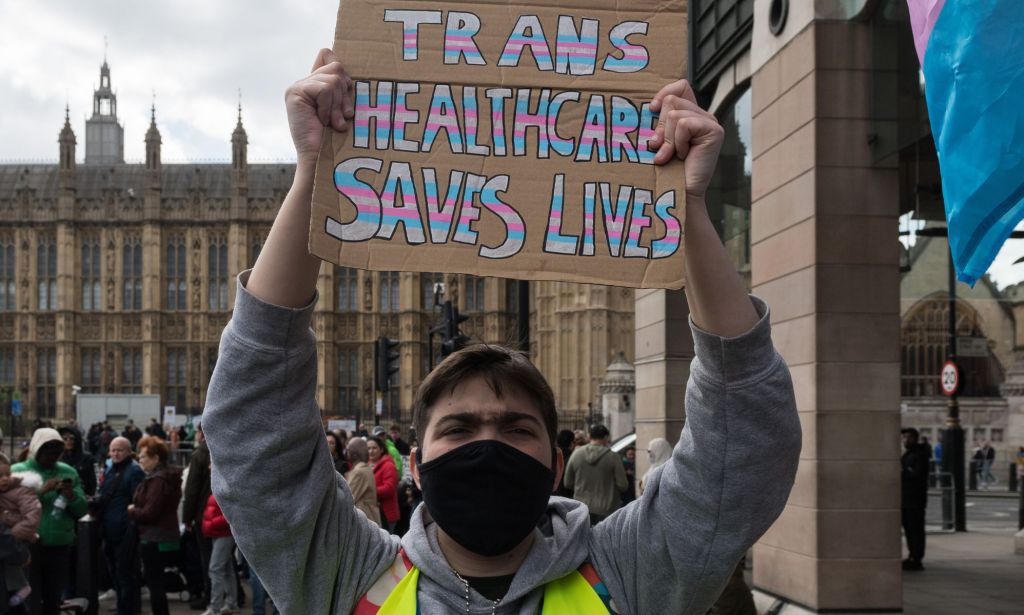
[0,418,693,615]
[0,418,246,615]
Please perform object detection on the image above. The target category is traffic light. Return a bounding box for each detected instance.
[439,300,470,359]
[375,336,400,392]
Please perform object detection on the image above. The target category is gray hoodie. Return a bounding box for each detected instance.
[563,443,628,517]
[203,273,800,615]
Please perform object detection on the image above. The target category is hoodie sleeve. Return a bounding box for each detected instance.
[202,272,399,615]
[588,296,801,615]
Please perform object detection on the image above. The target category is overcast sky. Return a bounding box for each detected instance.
[3,0,1023,288]
[0,0,336,163]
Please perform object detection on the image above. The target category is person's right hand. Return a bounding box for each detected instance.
[40,478,62,494]
[286,48,355,169]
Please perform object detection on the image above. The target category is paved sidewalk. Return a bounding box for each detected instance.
[903,529,1024,615]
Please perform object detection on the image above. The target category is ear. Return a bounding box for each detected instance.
[410,447,421,490]
[551,447,564,493]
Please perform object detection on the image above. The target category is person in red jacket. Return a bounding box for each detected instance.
[367,436,399,533]
[127,436,181,615]
[201,486,237,615]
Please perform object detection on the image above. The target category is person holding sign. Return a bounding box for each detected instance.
[203,49,800,614]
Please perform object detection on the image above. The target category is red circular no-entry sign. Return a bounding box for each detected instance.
[940,360,959,396]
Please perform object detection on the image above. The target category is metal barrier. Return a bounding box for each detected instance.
[170,446,194,469]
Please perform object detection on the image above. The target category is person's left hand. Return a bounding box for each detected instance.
[60,481,74,500]
[648,79,725,202]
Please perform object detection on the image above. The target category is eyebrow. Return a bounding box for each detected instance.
[434,410,543,433]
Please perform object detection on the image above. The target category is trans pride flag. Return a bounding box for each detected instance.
[908,0,1024,284]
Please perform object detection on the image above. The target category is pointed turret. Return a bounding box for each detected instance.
[232,97,248,172]
[230,93,249,214]
[59,105,76,173]
[145,103,161,171]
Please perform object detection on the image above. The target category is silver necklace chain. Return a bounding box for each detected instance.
[451,568,502,615]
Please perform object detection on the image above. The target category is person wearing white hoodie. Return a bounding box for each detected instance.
[11,429,87,614]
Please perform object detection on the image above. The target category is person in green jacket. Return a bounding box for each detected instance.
[12,427,88,614]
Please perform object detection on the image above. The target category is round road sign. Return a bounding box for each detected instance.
[940,360,959,396]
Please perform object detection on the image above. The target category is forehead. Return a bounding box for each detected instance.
[426,376,542,428]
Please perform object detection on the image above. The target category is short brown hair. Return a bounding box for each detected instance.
[413,344,557,455]
[137,436,170,464]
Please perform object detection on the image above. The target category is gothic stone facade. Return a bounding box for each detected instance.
[0,64,635,428]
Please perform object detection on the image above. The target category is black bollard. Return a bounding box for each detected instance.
[968,460,978,491]
[1019,480,1024,531]
[1010,463,1019,493]
[75,516,100,615]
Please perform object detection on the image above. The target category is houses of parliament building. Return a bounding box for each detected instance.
[0,59,635,428]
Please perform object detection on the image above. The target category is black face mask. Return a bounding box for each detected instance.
[417,439,555,557]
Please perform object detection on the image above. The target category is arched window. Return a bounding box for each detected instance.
[336,266,358,312]
[208,236,229,311]
[901,295,1004,397]
[81,238,101,311]
[166,236,187,310]
[123,236,142,310]
[0,239,15,311]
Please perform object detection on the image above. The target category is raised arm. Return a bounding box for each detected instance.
[588,80,801,615]
[650,80,759,337]
[203,49,398,615]
[246,47,354,309]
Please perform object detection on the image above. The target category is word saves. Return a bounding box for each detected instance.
[326,160,681,261]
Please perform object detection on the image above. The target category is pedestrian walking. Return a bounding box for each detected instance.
[638,438,673,496]
[12,429,87,615]
[901,428,930,571]
[248,566,277,615]
[621,447,636,505]
[200,490,237,615]
[94,437,145,615]
[181,423,213,610]
[201,51,801,614]
[388,426,411,457]
[563,425,628,525]
[121,422,143,452]
[367,437,399,533]
[343,439,380,527]
[979,441,997,488]
[326,432,348,475]
[57,428,95,497]
[371,427,403,480]
[128,437,181,615]
[554,430,576,498]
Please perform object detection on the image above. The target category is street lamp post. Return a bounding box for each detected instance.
[943,246,967,532]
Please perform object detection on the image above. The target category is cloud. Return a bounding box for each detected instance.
[0,0,336,162]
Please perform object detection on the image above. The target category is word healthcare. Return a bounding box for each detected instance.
[310,0,689,289]
[325,82,681,261]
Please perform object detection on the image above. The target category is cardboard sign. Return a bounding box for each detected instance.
[310,0,688,288]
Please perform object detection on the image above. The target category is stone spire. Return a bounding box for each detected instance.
[232,91,248,172]
[145,99,161,172]
[59,104,76,173]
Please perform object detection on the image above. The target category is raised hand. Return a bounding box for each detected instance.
[285,48,355,169]
[648,79,725,202]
